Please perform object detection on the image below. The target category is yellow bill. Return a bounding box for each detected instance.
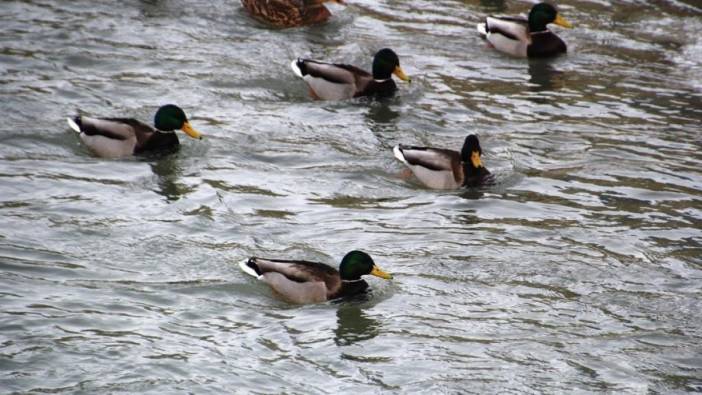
[471,151,482,168]
[181,121,203,139]
[393,66,411,83]
[370,265,393,280]
[554,14,573,28]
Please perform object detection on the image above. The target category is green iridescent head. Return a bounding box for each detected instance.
[460,134,483,169]
[339,250,392,281]
[154,104,202,139]
[529,3,573,32]
[372,48,411,82]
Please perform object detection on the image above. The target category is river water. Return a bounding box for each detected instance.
[1,0,701,393]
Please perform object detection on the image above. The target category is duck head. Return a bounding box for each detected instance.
[372,48,411,83]
[460,134,484,170]
[339,250,392,281]
[528,3,573,32]
[154,104,202,139]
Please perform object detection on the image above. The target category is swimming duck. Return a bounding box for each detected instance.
[290,48,411,100]
[393,134,492,189]
[240,250,392,304]
[241,0,344,28]
[67,104,202,158]
[476,2,573,58]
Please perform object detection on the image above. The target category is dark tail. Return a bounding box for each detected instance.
[291,58,307,78]
[246,258,262,276]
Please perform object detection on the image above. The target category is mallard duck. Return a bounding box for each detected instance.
[476,2,573,58]
[241,0,344,28]
[67,104,202,158]
[393,134,492,189]
[240,250,392,304]
[290,48,411,100]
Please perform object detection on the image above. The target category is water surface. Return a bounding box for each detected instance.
[1,0,701,393]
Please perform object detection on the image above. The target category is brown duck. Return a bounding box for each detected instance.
[241,0,345,28]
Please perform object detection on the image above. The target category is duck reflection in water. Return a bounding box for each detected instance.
[366,100,401,149]
[334,302,381,346]
[367,100,401,125]
[458,189,485,201]
[528,59,565,94]
[148,154,193,202]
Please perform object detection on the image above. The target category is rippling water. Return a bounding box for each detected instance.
[1,0,701,393]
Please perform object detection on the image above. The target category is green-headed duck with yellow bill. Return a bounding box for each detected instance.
[67,104,202,158]
[394,134,493,189]
[291,48,411,100]
[477,2,573,58]
[240,250,392,304]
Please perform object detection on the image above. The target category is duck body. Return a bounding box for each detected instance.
[291,48,410,100]
[240,251,392,304]
[67,105,202,159]
[68,116,177,158]
[476,3,572,58]
[394,135,492,189]
[291,60,397,100]
[241,0,343,28]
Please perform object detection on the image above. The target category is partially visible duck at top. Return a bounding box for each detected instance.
[290,48,411,100]
[67,104,202,158]
[394,134,492,190]
[477,2,573,58]
[241,0,345,28]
